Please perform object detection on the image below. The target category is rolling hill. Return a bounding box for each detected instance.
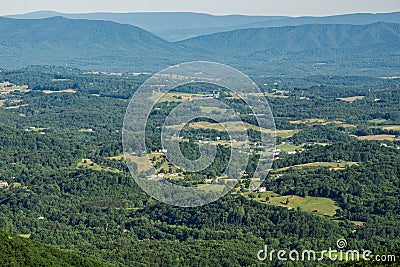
[6,10,400,41]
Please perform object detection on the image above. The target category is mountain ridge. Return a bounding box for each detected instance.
[1,16,400,75]
[0,16,200,70]
[5,10,400,41]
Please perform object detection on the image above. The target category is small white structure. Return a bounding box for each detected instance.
[258,187,267,193]
[37,216,45,220]
[0,181,9,188]
[273,149,281,156]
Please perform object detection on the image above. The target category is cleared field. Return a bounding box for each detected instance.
[172,121,297,139]
[197,184,226,193]
[357,135,398,141]
[77,159,121,173]
[248,192,339,216]
[368,118,389,124]
[0,100,4,107]
[199,106,227,113]
[109,155,125,161]
[337,96,365,103]
[149,152,181,174]
[150,92,207,103]
[42,89,77,94]
[277,143,302,152]
[229,92,288,99]
[5,104,28,109]
[0,82,30,95]
[190,121,241,131]
[273,161,358,172]
[17,234,31,239]
[124,154,153,172]
[290,118,326,124]
[276,129,299,138]
[289,118,355,128]
[382,125,400,131]
[124,152,182,175]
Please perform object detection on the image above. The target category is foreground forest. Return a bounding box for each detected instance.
[0,67,398,266]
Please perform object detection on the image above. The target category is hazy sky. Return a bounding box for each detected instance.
[1,0,399,16]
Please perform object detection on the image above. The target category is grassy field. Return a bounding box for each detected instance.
[0,82,30,95]
[5,104,28,109]
[277,143,302,152]
[276,129,299,138]
[199,106,227,113]
[197,184,226,193]
[273,161,358,172]
[289,118,356,128]
[188,121,261,133]
[150,92,207,103]
[42,89,77,94]
[290,118,327,124]
[246,191,339,216]
[168,121,297,140]
[381,125,400,131]
[357,135,398,141]
[17,234,31,239]
[77,159,121,173]
[368,118,390,124]
[337,96,365,103]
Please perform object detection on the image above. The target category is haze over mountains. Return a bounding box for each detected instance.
[6,10,400,41]
[1,12,400,76]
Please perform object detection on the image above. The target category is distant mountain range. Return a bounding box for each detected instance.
[6,10,400,41]
[0,16,201,70]
[0,15,399,76]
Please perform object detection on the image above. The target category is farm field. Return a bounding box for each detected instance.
[276,143,302,152]
[150,91,208,103]
[273,161,359,172]
[357,134,398,141]
[337,96,365,103]
[381,125,400,131]
[42,89,77,94]
[246,191,339,217]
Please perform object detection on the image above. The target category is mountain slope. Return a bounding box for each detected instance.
[0,231,106,266]
[179,22,400,55]
[0,16,197,70]
[6,11,400,41]
[179,22,400,76]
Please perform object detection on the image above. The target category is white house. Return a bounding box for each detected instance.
[258,187,267,193]
[0,181,9,188]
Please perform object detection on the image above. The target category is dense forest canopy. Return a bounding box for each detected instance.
[0,66,398,266]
